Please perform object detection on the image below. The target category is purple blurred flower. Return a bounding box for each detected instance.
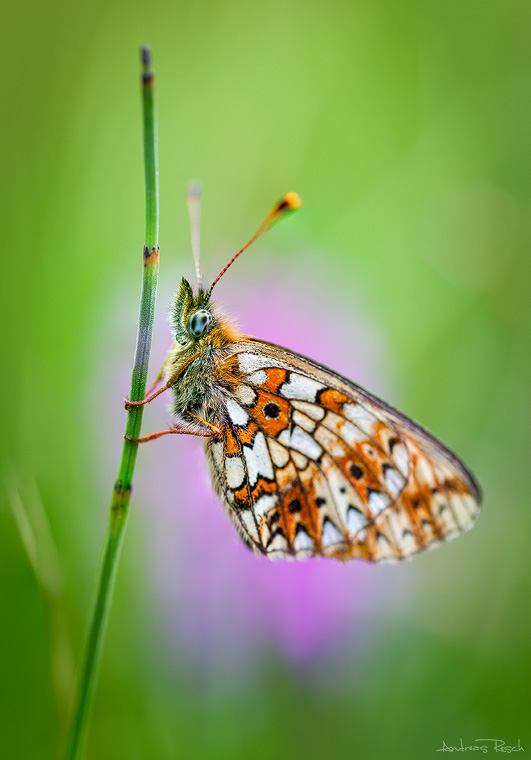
[106,258,410,677]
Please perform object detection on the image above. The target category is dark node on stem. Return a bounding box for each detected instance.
[113,479,131,495]
[141,45,151,67]
[143,245,160,266]
[112,480,132,515]
[141,46,154,85]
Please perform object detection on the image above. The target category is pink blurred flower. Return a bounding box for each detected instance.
[106,255,410,677]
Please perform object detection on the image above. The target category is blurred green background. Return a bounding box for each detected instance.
[1,0,530,758]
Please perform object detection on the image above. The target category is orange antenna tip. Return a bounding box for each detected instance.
[207,191,301,297]
[282,192,302,211]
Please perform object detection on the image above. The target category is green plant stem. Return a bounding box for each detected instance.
[64,46,159,760]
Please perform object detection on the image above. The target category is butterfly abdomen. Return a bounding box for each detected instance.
[168,348,216,420]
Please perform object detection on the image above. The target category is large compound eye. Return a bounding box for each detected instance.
[188,309,212,338]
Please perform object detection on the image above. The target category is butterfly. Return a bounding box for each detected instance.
[126,187,482,562]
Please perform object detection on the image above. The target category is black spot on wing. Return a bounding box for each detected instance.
[288,498,302,514]
[263,401,281,419]
[349,463,363,480]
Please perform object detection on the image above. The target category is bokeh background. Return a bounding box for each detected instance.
[1,1,530,758]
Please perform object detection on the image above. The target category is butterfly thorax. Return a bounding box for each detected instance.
[165,278,243,425]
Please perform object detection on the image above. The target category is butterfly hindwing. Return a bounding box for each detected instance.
[205,341,481,561]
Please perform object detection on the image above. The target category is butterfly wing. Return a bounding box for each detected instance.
[206,340,481,561]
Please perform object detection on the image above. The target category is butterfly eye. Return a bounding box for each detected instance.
[188,309,212,338]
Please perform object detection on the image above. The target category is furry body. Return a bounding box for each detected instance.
[163,284,243,432]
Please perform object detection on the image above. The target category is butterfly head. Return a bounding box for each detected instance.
[171,277,216,345]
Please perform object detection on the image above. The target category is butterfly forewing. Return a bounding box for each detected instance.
[206,340,481,561]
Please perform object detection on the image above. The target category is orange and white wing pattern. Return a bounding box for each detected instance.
[206,341,481,561]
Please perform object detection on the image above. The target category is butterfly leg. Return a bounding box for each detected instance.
[144,369,164,398]
[125,424,214,444]
[188,412,222,436]
[124,351,201,409]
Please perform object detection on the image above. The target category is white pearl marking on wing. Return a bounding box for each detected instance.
[292,410,316,434]
[385,512,405,548]
[243,431,274,486]
[384,467,405,496]
[268,439,290,468]
[253,493,279,520]
[209,440,224,470]
[322,520,343,546]
[391,442,410,478]
[375,532,394,560]
[342,402,377,433]
[238,353,290,374]
[226,397,250,426]
[280,373,325,402]
[225,456,245,489]
[368,490,390,515]
[246,369,267,386]
[291,450,309,470]
[338,420,368,446]
[347,507,368,534]
[416,456,436,487]
[290,400,326,421]
[294,528,314,552]
[267,533,289,554]
[448,494,470,528]
[315,423,348,458]
[235,384,257,406]
[278,426,323,461]
[323,462,363,522]
[239,510,260,541]
[400,529,418,556]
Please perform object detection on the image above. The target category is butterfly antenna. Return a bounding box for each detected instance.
[207,192,302,298]
[187,181,203,290]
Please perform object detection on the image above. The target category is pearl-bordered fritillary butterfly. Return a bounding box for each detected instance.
[126,189,481,562]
